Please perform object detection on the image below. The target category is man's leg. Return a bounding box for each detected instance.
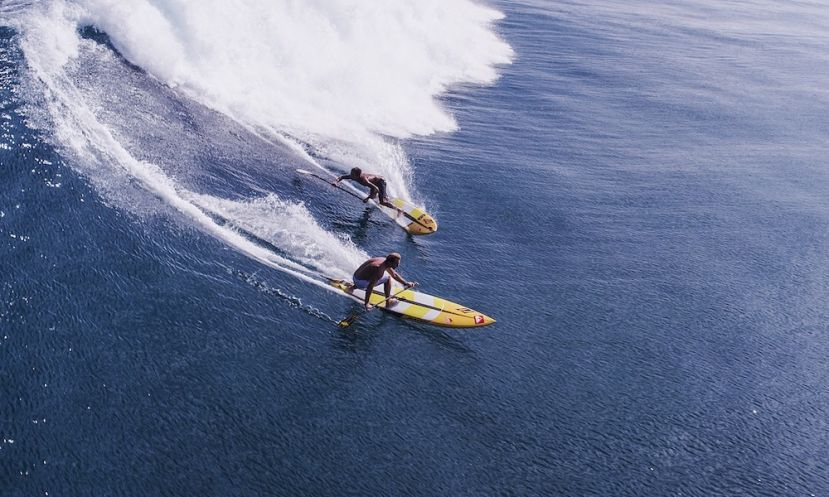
[382,276,399,307]
[378,181,403,216]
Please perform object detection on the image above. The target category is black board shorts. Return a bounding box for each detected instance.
[376,179,389,202]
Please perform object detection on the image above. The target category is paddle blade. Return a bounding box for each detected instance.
[338,313,358,328]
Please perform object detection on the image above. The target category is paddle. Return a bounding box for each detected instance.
[295,168,435,233]
[337,283,415,328]
[296,168,366,201]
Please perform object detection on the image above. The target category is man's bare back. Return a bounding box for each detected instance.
[351,253,415,310]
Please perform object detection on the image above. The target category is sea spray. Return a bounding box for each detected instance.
[14,20,357,285]
[11,0,512,195]
[188,192,367,274]
[6,0,511,295]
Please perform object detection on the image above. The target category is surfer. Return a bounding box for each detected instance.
[334,167,403,216]
[352,252,416,310]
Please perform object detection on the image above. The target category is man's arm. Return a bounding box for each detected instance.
[333,174,349,184]
[387,268,414,287]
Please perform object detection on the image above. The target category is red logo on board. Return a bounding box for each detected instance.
[474,315,485,324]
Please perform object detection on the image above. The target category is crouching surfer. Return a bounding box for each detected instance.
[352,252,416,310]
[334,167,403,216]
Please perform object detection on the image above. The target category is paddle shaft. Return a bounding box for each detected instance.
[297,169,434,232]
[301,170,365,201]
[338,283,413,328]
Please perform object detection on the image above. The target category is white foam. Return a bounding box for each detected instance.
[66,0,513,140]
[12,0,512,195]
[188,192,367,276]
[12,7,358,286]
[7,0,511,294]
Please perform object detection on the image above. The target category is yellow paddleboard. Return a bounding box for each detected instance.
[388,198,438,235]
[329,279,495,328]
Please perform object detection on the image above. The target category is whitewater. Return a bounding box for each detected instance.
[6,1,829,494]
[2,0,512,288]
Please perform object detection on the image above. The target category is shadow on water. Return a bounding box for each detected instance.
[349,208,375,245]
[331,302,474,354]
[295,173,382,243]
[231,267,474,356]
[400,320,475,354]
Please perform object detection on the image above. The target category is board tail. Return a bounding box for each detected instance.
[389,198,438,235]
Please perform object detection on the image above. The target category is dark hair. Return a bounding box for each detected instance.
[350,167,362,177]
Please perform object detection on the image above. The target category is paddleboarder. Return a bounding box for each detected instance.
[334,167,403,215]
[352,252,416,310]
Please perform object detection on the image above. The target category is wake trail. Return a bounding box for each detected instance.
[29,57,348,294]
[7,0,513,315]
[10,2,373,308]
[231,269,339,325]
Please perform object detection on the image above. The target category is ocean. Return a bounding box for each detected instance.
[1,0,828,495]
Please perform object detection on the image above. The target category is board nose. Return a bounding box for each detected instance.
[474,314,496,326]
[406,220,438,235]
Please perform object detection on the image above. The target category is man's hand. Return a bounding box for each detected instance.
[363,196,371,203]
[365,303,373,311]
[405,281,417,289]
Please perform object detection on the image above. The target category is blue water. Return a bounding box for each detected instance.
[3,1,829,495]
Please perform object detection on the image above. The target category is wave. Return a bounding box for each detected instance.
[69,0,513,140]
[4,0,511,295]
[9,11,355,287]
[10,0,512,193]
